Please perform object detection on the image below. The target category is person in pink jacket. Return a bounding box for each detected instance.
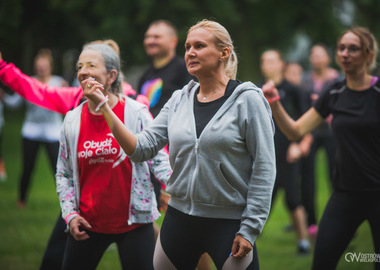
[0,57,149,115]
[0,40,150,270]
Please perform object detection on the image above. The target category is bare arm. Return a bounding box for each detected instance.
[262,81,324,140]
[100,103,137,155]
[299,133,313,156]
[286,133,314,163]
[84,80,137,155]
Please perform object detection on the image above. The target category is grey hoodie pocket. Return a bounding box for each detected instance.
[166,154,194,200]
[193,157,245,206]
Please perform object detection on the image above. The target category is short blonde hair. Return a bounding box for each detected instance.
[148,20,177,37]
[188,20,238,79]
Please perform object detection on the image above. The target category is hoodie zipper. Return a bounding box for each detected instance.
[194,138,199,154]
[187,82,248,214]
[189,139,200,214]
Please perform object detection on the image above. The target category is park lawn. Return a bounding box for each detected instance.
[0,108,373,270]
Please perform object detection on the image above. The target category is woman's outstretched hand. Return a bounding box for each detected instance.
[262,80,279,100]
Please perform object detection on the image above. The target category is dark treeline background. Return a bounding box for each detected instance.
[1,0,380,85]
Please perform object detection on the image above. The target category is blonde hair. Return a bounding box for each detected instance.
[336,27,378,73]
[188,20,238,79]
[85,39,120,57]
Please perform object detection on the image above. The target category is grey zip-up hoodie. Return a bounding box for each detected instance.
[130,80,276,245]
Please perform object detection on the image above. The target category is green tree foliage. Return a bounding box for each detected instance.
[351,0,380,34]
[350,0,380,73]
[1,0,376,82]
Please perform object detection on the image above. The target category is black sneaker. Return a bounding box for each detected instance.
[297,244,310,255]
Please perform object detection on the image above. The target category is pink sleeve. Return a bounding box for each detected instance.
[122,82,136,96]
[135,95,150,108]
[0,60,83,115]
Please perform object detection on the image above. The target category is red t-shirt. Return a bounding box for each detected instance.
[77,100,141,234]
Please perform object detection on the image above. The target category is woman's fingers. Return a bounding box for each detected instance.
[231,235,253,258]
[83,78,105,103]
[69,216,92,241]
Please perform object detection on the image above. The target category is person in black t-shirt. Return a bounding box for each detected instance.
[284,62,319,239]
[263,27,380,270]
[138,20,189,216]
[260,50,311,255]
[302,45,341,189]
[138,20,193,118]
[138,20,210,269]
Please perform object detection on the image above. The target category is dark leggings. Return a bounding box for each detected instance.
[19,138,59,202]
[157,206,259,270]
[312,189,380,270]
[40,213,67,270]
[300,133,335,226]
[271,141,301,212]
[62,223,155,270]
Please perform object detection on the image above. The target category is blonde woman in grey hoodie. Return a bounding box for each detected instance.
[84,20,276,270]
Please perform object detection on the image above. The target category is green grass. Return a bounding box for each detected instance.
[0,108,373,270]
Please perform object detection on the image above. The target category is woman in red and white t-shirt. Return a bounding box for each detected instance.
[56,43,171,270]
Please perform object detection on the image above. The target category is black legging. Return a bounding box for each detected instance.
[312,189,380,269]
[19,137,59,202]
[271,141,301,212]
[156,206,259,270]
[40,213,67,270]
[300,133,335,226]
[62,224,155,270]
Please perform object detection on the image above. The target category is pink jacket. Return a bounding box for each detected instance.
[0,59,166,190]
[0,60,149,115]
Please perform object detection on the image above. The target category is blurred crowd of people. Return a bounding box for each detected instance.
[0,18,379,270]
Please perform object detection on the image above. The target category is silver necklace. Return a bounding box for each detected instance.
[201,89,218,101]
